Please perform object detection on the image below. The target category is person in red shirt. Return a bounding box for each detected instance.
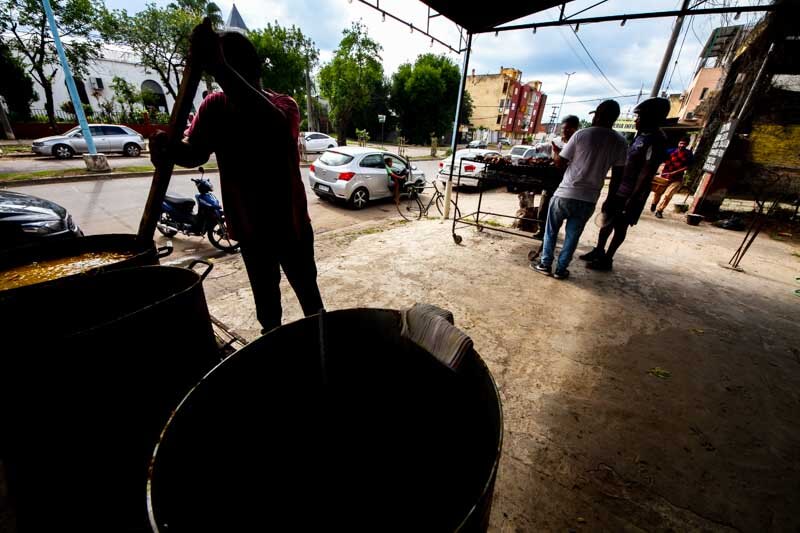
[651,136,693,218]
[151,30,323,333]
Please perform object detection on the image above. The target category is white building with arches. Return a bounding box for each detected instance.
[24,43,205,119]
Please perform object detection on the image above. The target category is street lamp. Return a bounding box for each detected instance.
[554,71,575,136]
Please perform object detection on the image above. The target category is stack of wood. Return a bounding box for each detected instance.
[512,192,539,232]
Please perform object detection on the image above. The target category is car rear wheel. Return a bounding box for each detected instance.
[124,143,142,157]
[349,187,369,210]
[53,144,74,159]
[327,144,335,148]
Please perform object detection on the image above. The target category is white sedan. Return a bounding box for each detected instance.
[436,149,500,187]
[302,132,338,153]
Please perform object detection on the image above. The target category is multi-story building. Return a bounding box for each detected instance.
[676,25,750,125]
[466,67,547,143]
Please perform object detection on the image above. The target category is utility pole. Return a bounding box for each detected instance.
[305,51,317,132]
[547,106,559,135]
[651,0,690,97]
[554,71,575,132]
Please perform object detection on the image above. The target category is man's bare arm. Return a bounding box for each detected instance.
[150,131,210,169]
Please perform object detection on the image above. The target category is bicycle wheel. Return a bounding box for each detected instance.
[396,187,423,221]
[435,193,461,219]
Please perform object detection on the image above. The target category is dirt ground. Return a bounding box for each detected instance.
[201,191,800,532]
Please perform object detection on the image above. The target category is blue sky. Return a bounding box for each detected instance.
[102,0,768,121]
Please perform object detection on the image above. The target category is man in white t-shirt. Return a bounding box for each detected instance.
[531,100,628,280]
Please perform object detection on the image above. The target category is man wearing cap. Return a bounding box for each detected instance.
[651,136,693,218]
[531,100,627,280]
[582,97,670,271]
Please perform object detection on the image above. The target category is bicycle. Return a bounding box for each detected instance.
[395,179,461,221]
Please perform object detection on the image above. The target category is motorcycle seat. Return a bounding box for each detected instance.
[164,194,195,210]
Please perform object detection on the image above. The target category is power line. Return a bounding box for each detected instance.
[664,15,692,94]
[567,25,624,95]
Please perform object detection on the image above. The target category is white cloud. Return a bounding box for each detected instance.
[113,0,766,123]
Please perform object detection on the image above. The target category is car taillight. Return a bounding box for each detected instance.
[464,165,476,172]
[338,171,355,181]
[310,164,315,172]
[438,161,443,168]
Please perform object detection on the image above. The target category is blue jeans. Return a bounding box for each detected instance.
[540,195,596,272]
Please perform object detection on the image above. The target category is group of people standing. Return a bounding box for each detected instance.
[532,97,693,280]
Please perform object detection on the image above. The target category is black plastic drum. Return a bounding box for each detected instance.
[148,308,503,532]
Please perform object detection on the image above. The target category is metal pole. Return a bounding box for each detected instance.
[555,71,575,132]
[737,43,774,121]
[443,32,472,220]
[41,0,96,154]
[305,51,316,132]
[651,0,690,97]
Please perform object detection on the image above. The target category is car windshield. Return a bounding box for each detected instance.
[510,146,527,156]
[319,151,354,166]
[63,127,79,136]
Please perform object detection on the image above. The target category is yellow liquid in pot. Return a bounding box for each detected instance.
[0,251,133,291]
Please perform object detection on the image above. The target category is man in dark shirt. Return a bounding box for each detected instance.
[582,97,670,271]
[151,29,324,333]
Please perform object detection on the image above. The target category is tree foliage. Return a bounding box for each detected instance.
[101,3,199,100]
[0,0,104,128]
[249,22,318,98]
[318,21,384,145]
[389,54,472,145]
[0,39,37,120]
[249,21,318,124]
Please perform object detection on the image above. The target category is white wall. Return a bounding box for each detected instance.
[25,44,205,120]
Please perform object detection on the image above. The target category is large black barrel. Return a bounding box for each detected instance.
[0,265,219,532]
[148,308,503,532]
[0,233,172,292]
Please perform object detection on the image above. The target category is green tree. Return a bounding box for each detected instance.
[0,39,37,120]
[318,21,384,145]
[169,0,222,28]
[389,53,472,145]
[102,3,199,100]
[1,0,104,129]
[110,76,141,117]
[249,22,318,98]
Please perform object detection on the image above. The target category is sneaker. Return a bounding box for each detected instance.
[655,210,664,219]
[579,247,605,262]
[553,269,570,280]
[586,257,613,271]
[650,203,657,212]
[530,262,552,276]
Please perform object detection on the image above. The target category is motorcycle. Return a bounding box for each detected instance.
[157,167,239,252]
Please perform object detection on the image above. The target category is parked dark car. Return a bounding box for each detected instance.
[0,190,83,249]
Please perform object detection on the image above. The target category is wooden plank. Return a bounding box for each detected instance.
[137,19,210,242]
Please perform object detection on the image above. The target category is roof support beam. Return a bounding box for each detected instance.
[481,5,776,34]
[355,0,463,53]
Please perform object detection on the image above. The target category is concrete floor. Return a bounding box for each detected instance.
[201,191,800,532]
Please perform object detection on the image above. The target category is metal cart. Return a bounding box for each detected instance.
[450,158,562,262]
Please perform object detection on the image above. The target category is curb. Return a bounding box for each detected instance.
[1,163,314,188]
[0,167,219,188]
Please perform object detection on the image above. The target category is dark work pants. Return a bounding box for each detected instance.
[239,224,324,333]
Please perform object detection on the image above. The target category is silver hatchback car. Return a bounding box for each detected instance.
[32,124,147,159]
[309,146,426,209]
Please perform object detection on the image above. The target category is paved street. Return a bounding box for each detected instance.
[7,160,448,260]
